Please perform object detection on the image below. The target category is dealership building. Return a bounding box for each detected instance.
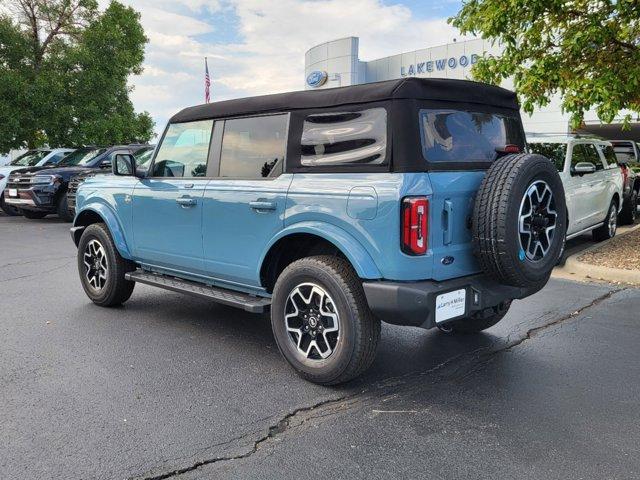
[305,37,640,140]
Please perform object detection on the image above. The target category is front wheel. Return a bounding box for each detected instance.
[438,301,512,334]
[57,192,74,222]
[77,223,136,307]
[593,201,618,242]
[0,194,20,216]
[271,256,380,385]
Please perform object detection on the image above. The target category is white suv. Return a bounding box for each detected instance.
[528,135,623,243]
[0,148,74,216]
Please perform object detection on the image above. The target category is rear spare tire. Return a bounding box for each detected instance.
[472,153,567,288]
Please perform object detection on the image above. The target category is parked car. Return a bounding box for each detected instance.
[610,140,640,224]
[67,145,156,216]
[71,78,567,384]
[528,136,623,251]
[5,145,147,221]
[0,148,74,216]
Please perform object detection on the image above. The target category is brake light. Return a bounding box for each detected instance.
[401,197,429,255]
[502,144,520,154]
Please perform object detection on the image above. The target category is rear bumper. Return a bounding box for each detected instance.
[362,274,543,330]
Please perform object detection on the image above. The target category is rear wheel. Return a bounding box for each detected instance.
[438,301,511,334]
[22,210,47,219]
[56,192,74,222]
[0,194,20,216]
[271,256,380,385]
[593,201,618,242]
[77,223,136,307]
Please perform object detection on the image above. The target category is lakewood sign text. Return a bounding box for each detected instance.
[401,54,480,77]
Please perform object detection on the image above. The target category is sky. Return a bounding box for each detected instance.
[112,0,466,136]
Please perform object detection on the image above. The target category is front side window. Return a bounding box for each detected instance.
[218,114,288,178]
[528,143,567,171]
[10,150,51,166]
[300,108,387,166]
[572,143,604,171]
[134,147,155,167]
[153,120,213,177]
[420,109,524,163]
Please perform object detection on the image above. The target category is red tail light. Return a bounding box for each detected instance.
[401,197,428,255]
[621,165,628,186]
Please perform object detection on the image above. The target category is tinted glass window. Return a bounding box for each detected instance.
[301,108,387,166]
[597,144,618,167]
[153,120,213,177]
[10,150,51,166]
[59,148,106,166]
[528,143,567,171]
[611,141,638,163]
[218,115,288,178]
[420,109,524,163]
[571,144,604,171]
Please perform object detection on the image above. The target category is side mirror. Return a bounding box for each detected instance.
[113,154,137,176]
[571,162,596,176]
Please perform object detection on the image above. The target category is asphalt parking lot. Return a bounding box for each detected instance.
[2,215,639,480]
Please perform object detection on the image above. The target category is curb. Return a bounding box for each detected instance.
[562,223,640,285]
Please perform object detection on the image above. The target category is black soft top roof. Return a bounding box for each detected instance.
[170,77,519,123]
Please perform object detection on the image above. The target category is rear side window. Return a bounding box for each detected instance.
[218,114,288,178]
[528,143,567,171]
[420,109,524,163]
[598,144,618,168]
[153,120,213,177]
[300,108,387,166]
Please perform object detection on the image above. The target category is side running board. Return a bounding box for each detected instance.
[125,270,271,314]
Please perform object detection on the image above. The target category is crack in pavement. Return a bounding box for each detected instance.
[134,287,623,480]
[0,261,73,283]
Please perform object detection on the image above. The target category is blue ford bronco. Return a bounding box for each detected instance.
[71,78,566,384]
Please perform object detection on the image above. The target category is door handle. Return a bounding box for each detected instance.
[249,200,276,211]
[176,196,197,207]
[443,200,453,245]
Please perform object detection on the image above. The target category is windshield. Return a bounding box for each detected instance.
[10,150,51,167]
[420,109,525,163]
[59,148,106,166]
[134,147,155,167]
[528,143,567,171]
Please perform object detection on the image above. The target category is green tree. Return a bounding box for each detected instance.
[451,0,640,129]
[0,0,154,153]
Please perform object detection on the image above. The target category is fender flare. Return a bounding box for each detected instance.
[73,203,133,260]
[259,221,382,279]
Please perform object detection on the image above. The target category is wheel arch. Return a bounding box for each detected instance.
[258,223,382,293]
[72,204,133,260]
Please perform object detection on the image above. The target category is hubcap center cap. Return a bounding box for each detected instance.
[308,316,318,328]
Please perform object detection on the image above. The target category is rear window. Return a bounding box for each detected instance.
[300,108,387,166]
[528,143,567,171]
[420,109,524,163]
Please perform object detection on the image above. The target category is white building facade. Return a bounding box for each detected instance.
[304,37,639,140]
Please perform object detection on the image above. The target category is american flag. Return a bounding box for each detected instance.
[205,57,211,103]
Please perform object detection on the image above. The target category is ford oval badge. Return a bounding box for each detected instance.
[441,256,455,265]
[306,70,328,88]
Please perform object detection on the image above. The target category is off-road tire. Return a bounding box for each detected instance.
[56,191,74,222]
[0,193,20,216]
[271,256,380,385]
[593,201,618,242]
[472,153,567,288]
[439,300,512,334]
[77,223,136,307]
[22,210,47,219]
[618,191,637,225]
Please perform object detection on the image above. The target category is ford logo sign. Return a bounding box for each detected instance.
[306,70,328,88]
